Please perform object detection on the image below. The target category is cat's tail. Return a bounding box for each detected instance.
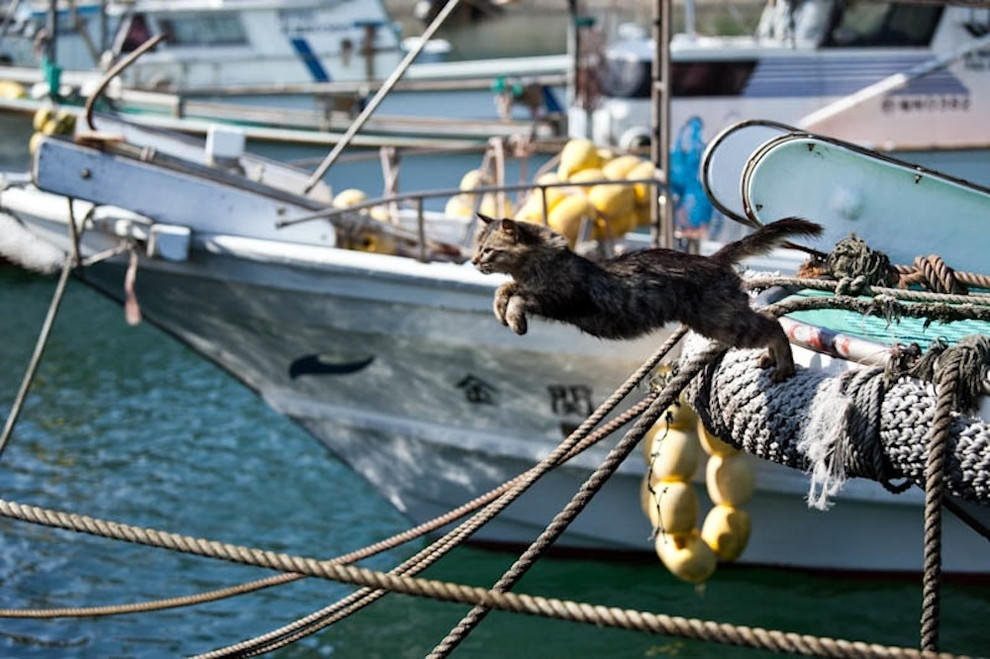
[709,217,823,265]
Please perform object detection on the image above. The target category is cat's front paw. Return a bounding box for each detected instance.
[493,283,516,326]
[505,296,528,335]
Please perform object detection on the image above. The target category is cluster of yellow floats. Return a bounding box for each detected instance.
[446,137,658,246]
[28,107,77,154]
[330,137,659,252]
[640,401,755,584]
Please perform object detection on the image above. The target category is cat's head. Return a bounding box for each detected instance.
[471,214,568,275]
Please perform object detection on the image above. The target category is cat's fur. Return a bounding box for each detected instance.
[471,214,823,381]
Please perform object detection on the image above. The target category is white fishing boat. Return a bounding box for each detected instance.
[1,0,405,87]
[573,2,990,238]
[2,105,988,573]
[0,0,568,151]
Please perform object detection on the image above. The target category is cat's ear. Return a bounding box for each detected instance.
[499,218,518,241]
[477,213,495,225]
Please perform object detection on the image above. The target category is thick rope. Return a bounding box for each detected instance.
[921,338,990,651]
[199,328,688,657]
[427,343,726,657]
[745,276,990,307]
[686,344,990,506]
[898,257,990,295]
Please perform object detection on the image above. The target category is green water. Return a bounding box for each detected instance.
[1,269,989,657]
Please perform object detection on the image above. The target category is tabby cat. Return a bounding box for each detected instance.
[471,215,822,381]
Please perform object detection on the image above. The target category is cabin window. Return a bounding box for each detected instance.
[598,57,756,99]
[157,13,248,47]
[826,3,943,47]
[120,14,153,53]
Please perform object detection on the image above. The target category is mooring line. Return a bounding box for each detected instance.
[0,257,72,459]
[0,493,964,658]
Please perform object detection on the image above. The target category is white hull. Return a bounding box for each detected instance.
[8,196,988,573]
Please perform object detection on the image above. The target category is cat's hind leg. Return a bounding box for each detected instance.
[711,308,794,382]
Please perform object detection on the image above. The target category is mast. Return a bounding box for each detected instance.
[651,0,673,248]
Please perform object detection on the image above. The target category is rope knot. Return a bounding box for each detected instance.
[835,275,868,296]
[886,335,988,414]
[820,234,900,290]
[913,254,969,295]
[934,335,990,414]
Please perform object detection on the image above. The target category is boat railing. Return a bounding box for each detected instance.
[276,175,667,263]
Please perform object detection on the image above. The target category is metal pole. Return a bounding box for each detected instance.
[99,0,108,57]
[684,0,696,38]
[303,0,464,194]
[650,0,672,248]
[46,0,57,63]
[566,0,578,108]
[660,0,672,249]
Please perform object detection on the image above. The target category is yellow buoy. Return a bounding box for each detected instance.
[665,402,698,431]
[701,504,751,561]
[514,197,543,224]
[602,154,644,180]
[647,479,699,535]
[444,194,474,218]
[478,193,513,218]
[515,194,559,224]
[351,230,398,255]
[28,132,45,155]
[588,183,635,224]
[706,453,755,507]
[0,80,26,100]
[368,205,391,223]
[546,194,593,246]
[557,138,601,179]
[643,426,700,481]
[697,420,739,457]
[655,530,717,584]
[332,188,368,209]
[596,146,615,163]
[627,160,660,205]
[32,107,54,132]
[459,169,490,191]
[54,110,75,134]
[567,167,606,186]
[640,473,653,518]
